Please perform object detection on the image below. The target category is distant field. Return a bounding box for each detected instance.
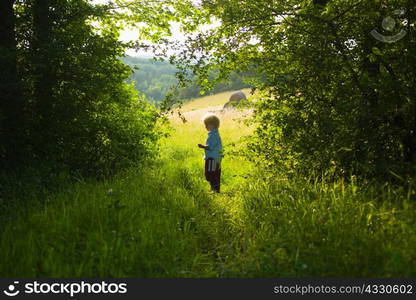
[167,88,255,194]
[179,88,252,112]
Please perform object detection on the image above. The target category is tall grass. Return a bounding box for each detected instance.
[0,93,415,277]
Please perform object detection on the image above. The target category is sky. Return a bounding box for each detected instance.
[122,23,186,57]
[91,0,200,57]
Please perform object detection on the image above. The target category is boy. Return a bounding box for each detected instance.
[198,113,223,193]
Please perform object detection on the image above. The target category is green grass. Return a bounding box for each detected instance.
[1,94,415,277]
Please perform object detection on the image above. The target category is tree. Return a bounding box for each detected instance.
[1,0,182,176]
[173,0,416,179]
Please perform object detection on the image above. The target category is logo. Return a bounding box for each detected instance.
[3,281,20,297]
[371,10,407,43]
[3,281,127,297]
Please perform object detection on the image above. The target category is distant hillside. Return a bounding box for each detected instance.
[122,56,250,102]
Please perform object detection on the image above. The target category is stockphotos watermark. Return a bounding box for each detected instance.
[371,9,407,43]
[2,280,127,297]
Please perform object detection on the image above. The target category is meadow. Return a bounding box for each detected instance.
[0,91,415,277]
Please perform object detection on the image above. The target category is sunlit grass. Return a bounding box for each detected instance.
[167,93,255,193]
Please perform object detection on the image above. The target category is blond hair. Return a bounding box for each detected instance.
[202,112,220,129]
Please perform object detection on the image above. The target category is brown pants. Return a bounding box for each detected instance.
[205,158,221,193]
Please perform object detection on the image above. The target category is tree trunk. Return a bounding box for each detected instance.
[32,0,54,158]
[0,0,23,167]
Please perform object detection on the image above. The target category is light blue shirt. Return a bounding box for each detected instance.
[204,129,223,163]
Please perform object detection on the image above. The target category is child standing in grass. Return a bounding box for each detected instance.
[198,113,223,193]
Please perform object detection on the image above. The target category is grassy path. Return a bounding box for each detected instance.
[1,92,415,277]
[0,91,256,277]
